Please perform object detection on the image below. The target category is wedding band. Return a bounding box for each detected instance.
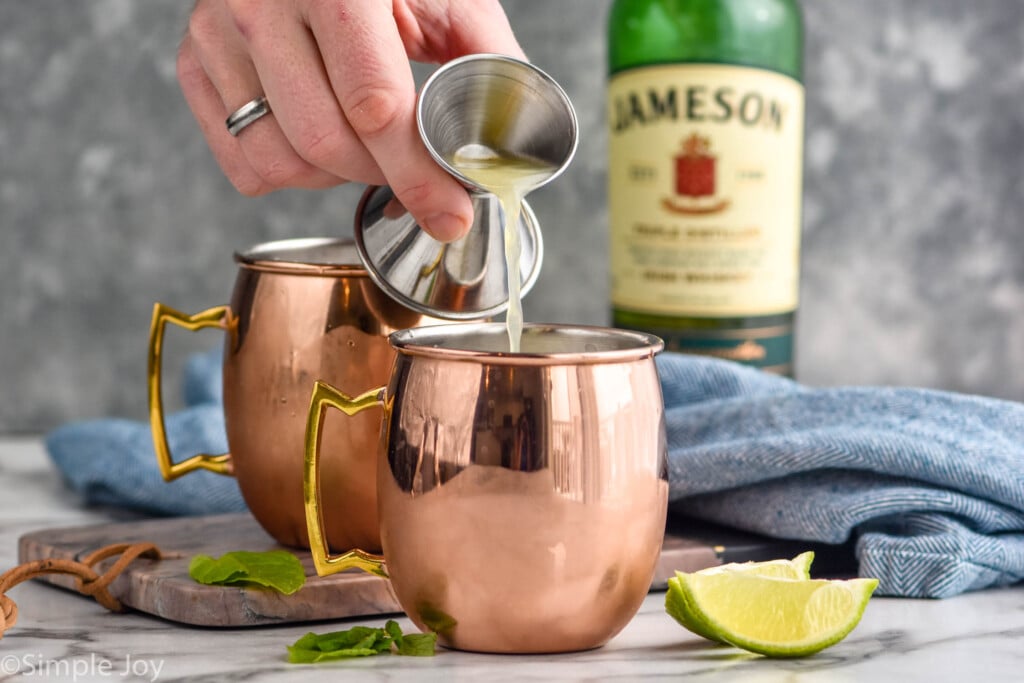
[225,96,271,136]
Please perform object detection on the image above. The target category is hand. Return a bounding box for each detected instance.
[177,0,525,241]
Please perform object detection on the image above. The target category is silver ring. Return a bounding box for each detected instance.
[226,96,271,136]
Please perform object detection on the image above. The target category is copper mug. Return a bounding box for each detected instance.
[148,237,447,551]
[303,323,669,653]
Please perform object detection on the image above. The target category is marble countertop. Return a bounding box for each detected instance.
[1,437,1022,682]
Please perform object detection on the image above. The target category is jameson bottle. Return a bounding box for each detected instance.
[607,0,804,375]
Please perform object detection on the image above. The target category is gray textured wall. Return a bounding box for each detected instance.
[1,1,1022,433]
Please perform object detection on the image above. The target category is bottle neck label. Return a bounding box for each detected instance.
[608,63,805,317]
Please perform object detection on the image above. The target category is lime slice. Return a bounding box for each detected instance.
[674,572,878,657]
[665,552,814,642]
[698,551,814,578]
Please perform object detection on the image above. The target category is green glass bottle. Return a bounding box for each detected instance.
[607,0,804,375]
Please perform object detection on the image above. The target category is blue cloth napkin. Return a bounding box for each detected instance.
[47,349,247,516]
[47,348,1024,598]
[658,356,1024,598]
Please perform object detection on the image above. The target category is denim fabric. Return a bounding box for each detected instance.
[46,349,1024,597]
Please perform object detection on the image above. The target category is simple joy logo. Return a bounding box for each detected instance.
[0,653,165,681]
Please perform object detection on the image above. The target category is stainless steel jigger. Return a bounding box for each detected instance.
[354,53,579,320]
[416,53,579,192]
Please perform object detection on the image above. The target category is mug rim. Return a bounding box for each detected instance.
[234,237,369,277]
[390,322,664,365]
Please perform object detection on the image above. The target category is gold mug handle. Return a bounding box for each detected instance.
[147,302,234,480]
[303,380,389,578]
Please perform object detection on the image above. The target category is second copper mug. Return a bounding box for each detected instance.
[147,237,445,550]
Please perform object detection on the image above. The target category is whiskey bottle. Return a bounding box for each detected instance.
[607,0,804,375]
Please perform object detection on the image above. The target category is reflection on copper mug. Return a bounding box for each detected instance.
[304,323,668,653]
[148,237,446,551]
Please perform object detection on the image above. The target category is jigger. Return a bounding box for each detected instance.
[416,52,579,192]
[355,185,543,319]
[354,53,579,320]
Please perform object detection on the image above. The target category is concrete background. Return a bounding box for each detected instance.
[1,0,1022,433]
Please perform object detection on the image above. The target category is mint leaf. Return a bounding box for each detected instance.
[287,644,380,663]
[189,550,305,595]
[287,622,437,663]
[289,633,323,652]
[188,554,246,583]
[287,628,390,663]
[314,627,391,654]
[395,632,438,656]
[385,619,404,642]
[383,619,437,655]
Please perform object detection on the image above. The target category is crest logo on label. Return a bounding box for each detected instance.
[661,133,730,215]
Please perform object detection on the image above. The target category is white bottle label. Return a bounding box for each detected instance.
[608,64,804,317]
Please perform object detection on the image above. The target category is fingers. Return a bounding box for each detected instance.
[236,1,387,186]
[450,0,526,57]
[178,0,526,244]
[397,0,526,62]
[184,0,343,194]
[306,0,473,241]
[177,35,267,195]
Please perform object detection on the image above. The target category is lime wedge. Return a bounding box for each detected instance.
[673,572,878,657]
[665,552,815,642]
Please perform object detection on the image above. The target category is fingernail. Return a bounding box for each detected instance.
[424,212,470,242]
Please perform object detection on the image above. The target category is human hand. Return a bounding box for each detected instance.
[177,0,525,241]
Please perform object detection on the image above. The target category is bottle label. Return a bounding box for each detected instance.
[608,64,804,317]
[627,320,794,375]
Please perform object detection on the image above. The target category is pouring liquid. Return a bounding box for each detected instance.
[449,146,556,352]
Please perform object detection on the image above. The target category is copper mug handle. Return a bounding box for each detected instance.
[147,302,234,479]
[303,380,389,578]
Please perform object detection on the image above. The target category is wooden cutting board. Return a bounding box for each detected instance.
[18,512,835,627]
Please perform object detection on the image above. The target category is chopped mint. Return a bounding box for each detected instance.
[385,620,403,641]
[287,620,437,663]
[394,632,439,657]
[188,550,306,595]
[287,628,391,662]
[385,618,439,656]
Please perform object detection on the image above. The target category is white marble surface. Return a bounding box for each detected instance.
[1,437,1022,682]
